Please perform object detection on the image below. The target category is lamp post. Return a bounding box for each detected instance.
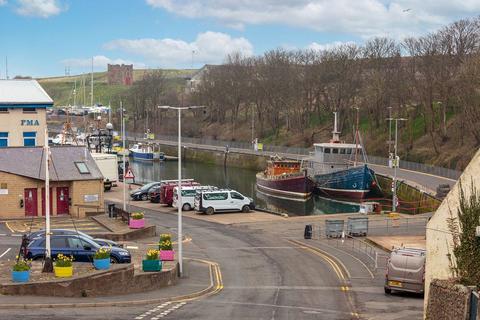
[42,128,53,272]
[119,102,127,212]
[158,105,206,276]
[387,117,407,212]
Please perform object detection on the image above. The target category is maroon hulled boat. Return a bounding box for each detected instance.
[256,157,314,199]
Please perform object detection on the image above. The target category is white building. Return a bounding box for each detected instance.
[0,79,53,147]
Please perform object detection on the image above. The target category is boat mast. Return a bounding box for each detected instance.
[90,57,94,107]
[354,107,360,166]
[332,111,340,142]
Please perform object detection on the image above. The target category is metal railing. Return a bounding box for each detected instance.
[332,235,389,270]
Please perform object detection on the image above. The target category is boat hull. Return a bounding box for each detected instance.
[256,173,314,199]
[314,165,375,200]
[130,150,154,161]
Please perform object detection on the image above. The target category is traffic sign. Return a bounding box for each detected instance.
[124,168,135,179]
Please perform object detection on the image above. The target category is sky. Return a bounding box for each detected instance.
[0,0,479,78]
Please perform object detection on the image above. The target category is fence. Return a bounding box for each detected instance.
[332,234,389,271]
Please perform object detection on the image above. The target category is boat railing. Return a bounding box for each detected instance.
[259,171,305,180]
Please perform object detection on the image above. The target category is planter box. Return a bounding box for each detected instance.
[54,266,73,278]
[93,258,111,270]
[11,270,30,283]
[142,259,162,272]
[160,250,174,261]
[129,218,145,229]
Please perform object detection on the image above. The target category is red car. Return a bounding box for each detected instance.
[160,181,199,206]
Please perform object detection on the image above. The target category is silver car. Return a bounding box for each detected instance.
[385,248,425,295]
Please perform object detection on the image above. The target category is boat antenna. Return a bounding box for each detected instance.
[354,107,360,166]
[331,111,341,143]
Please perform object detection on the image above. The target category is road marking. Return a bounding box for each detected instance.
[134,302,187,320]
[125,246,138,249]
[0,248,11,259]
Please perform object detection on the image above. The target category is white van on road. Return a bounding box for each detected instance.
[194,189,255,215]
[173,186,217,211]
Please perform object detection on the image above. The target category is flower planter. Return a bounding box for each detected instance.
[142,259,162,272]
[160,250,174,261]
[11,270,30,283]
[54,266,73,278]
[93,258,111,270]
[129,218,145,229]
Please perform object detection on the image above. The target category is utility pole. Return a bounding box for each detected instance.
[42,128,53,272]
[387,117,407,212]
[121,102,127,212]
[387,107,393,155]
[90,57,94,107]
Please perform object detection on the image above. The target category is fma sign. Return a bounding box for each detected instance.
[21,120,40,126]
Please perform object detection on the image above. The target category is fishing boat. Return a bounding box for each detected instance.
[306,112,377,200]
[129,143,165,161]
[256,156,314,200]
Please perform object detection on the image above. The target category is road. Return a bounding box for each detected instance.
[0,206,424,320]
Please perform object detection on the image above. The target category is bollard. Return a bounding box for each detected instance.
[304,224,313,239]
[107,203,116,218]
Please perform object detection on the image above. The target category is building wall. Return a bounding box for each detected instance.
[0,108,46,147]
[0,171,104,219]
[424,148,480,316]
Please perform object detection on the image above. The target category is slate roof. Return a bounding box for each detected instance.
[0,80,53,105]
[0,146,103,181]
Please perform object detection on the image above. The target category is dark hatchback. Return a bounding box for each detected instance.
[149,185,162,203]
[130,182,161,201]
[27,229,121,248]
[26,234,131,263]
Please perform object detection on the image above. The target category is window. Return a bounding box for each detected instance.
[324,148,331,154]
[51,237,67,248]
[339,148,346,154]
[203,192,228,201]
[346,149,352,154]
[75,162,90,174]
[182,190,197,197]
[332,148,338,154]
[0,132,8,148]
[231,192,244,200]
[0,107,8,113]
[23,107,36,113]
[23,132,36,146]
[67,237,89,249]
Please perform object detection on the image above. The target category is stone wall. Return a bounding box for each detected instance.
[0,263,177,297]
[425,279,474,320]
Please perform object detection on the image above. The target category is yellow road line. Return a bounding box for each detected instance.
[4,221,15,233]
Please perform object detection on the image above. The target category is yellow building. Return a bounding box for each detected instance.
[0,79,52,147]
[0,146,104,218]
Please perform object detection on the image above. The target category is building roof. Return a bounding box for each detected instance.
[0,80,53,106]
[313,142,360,149]
[0,146,103,181]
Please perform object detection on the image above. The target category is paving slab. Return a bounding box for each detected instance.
[367,235,426,252]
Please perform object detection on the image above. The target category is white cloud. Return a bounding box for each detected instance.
[145,0,480,39]
[16,0,63,18]
[307,41,357,51]
[61,55,146,70]
[104,31,254,67]
[0,0,7,6]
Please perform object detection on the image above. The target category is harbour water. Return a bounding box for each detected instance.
[129,159,360,216]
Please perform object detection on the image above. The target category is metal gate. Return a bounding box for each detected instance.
[470,291,478,320]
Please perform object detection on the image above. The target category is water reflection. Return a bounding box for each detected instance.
[128,159,359,216]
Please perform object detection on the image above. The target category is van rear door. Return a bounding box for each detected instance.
[404,254,425,286]
[387,252,408,286]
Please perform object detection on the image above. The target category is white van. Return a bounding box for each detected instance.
[90,153,119,191]
[194,189,255,215]
[385,247,426,295]
[173,186,217,211]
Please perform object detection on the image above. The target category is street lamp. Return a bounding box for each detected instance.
[157,105,206,276]
[387,117,408,212]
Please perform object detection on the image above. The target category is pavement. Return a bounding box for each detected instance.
[366,236,426,252]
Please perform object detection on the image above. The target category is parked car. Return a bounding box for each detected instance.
[384,247,426,295]
[26,234,131,263]
[130,182,162,201]
[173,186,217,211]
[159,180,198,206]
[27,229,121,248]
[148,185,162,203]
[194,189,255,215]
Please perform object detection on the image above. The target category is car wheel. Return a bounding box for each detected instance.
[110,256,119,264]
[242,205,250,213]
[182,203,191,211]
[384,287,391,294]
[206,207,214,215]
[141,194,148,201]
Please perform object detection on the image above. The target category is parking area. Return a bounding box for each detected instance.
[4,217,109,234]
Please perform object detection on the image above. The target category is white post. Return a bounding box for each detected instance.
[392,119,398,212]
[45,128,51,259]
[178,108,183,276]
[122,102,126,212]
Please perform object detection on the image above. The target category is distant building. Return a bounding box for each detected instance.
[107,64,133,85]
[186,64,218,93]
[0,146,105,218]
[0,79,53,147]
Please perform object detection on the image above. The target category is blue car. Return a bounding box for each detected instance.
[27,229,121,248]
[26,234,131,263]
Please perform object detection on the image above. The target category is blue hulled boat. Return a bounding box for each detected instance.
[306,112,378,200]
[129,143,165,161]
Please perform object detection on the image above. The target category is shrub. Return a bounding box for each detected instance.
[159,239,173,251]
[94,248,111,260]
[159,234,171,242]
[131,212,144,220]
[12,259,30,272]
[55,254,74,267]
[146,249,159,260]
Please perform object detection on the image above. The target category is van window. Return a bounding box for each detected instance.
[231,192,244,200]
[203,192,228,201]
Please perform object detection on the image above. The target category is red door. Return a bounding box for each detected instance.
[41,188,53,216]
[24,188,38,217]
[56,187,69,215]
